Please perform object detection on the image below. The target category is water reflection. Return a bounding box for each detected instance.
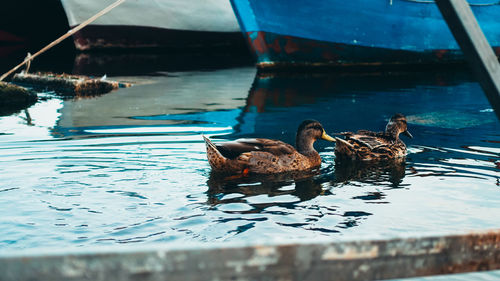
[0,66,499,250]
[243,71,474,113]
[55,68,256,135]
[204,152,409,233]
[237,70,497,153]
[333,160,407,189]
[206,169,325,204]
[72,51,253,76]
[206,169,380,233]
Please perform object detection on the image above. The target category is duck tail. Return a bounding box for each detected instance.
[334,137,356,160]
[202,135,227,171]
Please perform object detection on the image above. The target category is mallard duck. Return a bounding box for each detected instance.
[334,113,413,161]
[203,120,335,174]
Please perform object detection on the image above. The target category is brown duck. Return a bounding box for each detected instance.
[203,120,335,174]
[335,113,413,161]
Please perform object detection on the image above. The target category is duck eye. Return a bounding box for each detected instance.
[306,125,322,132]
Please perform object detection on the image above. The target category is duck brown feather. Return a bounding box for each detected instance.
[216,138,295,159]
[335,114,412,162]
[204,120,335,174]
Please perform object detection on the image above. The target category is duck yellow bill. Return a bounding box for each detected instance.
[321,130,336,142]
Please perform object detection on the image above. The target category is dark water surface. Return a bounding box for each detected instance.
[0,66,499,250]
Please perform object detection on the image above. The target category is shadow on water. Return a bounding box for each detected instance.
[206,169,326,204]
[205,169,378,233]
[333,159,407,189]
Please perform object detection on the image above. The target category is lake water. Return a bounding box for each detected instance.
[0,63,499,251]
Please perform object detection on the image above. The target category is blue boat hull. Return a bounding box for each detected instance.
[230,0,500,68]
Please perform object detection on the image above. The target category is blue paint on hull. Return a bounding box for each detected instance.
[230,0,500,68]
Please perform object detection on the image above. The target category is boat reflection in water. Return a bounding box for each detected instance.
[72,51,253,77]
[54,67,256,136]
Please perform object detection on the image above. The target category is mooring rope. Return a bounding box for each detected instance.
[0,0,126,82]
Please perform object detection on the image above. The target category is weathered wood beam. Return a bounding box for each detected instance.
[0,230,499,281]
[436,0,500,119]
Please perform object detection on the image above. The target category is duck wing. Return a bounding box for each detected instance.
[216,138,295,159]
[343,130,386,149]
[355,130,384,137]
[350,135,384,149]
[335,130,406,161]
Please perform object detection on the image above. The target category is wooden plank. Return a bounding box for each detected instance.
[435,0,500,119]
[0,230,499,281]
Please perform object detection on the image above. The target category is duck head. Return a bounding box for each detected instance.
[385,113,413,140]
[296,119,335,154]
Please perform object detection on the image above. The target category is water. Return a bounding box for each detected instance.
[0,66,499,251]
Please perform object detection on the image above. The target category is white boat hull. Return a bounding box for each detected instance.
[60,0,242,50]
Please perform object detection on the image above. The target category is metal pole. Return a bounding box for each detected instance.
[436,0,500,119]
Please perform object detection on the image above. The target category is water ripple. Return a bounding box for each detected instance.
[0,68,499,251]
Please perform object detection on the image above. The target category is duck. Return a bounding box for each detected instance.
[203,119,335,174]
[334,113,413,162]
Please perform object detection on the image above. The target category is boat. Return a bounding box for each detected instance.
[60,0,243,51]
[229,0,500,69]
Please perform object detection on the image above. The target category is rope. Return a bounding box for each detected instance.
[0,0,126,82]
[24,53,32,74]
[400,0,500,5]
